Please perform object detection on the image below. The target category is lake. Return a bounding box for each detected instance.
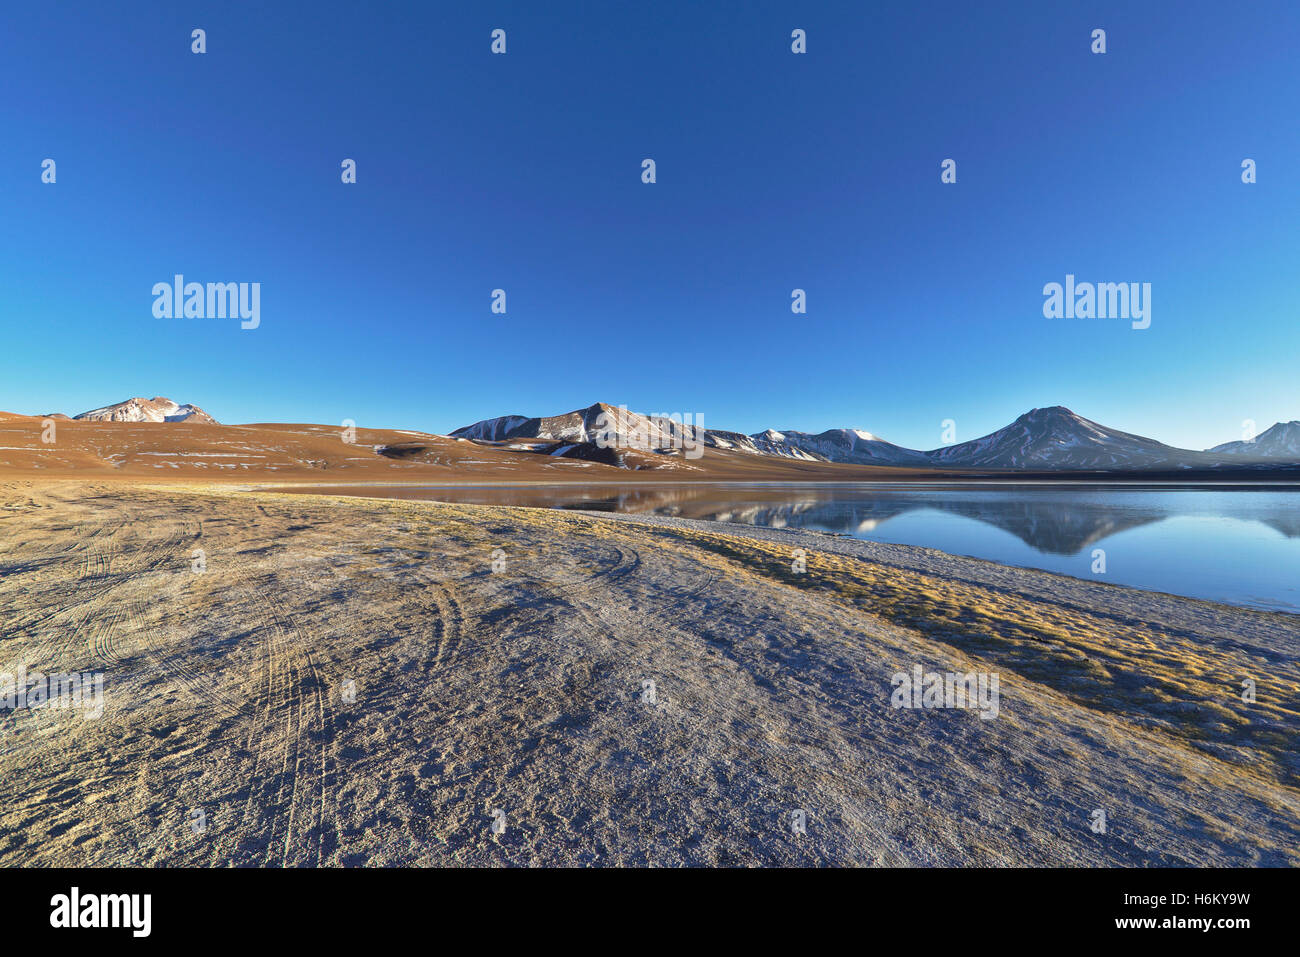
[306,483,1300,613]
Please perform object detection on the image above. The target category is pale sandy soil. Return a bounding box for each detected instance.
[0,480,1296,866]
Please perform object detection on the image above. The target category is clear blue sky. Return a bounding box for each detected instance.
[2,1,1297,451]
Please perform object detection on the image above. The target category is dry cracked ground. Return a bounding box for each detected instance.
[0,481,1296,866]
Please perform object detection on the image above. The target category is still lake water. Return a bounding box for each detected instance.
[340,483,1300,613]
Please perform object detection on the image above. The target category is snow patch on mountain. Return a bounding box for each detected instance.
[750,428,929,466]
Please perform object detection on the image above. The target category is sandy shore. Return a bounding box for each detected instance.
[1,480,1296,866]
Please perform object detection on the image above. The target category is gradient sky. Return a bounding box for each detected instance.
[2,1,1297,452]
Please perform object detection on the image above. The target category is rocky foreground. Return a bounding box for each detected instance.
[0,481,1296,866]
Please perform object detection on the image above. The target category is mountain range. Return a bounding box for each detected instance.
[452,402,1300,471]
[22,396,1300,473]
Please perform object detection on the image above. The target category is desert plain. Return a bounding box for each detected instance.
[0,415,1297,865]
[0,477,1296,866]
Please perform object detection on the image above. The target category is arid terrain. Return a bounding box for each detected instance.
[0,411,930,484]
[1,480,1296,866]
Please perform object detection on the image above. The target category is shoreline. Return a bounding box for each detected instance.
[253,481,1300,616]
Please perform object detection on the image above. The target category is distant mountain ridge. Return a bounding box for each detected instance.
[751,428,931,466]
[1208,421,1300,459]
[24,396,1300,472]
[452,403,1300,471]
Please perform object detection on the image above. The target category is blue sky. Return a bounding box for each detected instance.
[2,1,1297,452]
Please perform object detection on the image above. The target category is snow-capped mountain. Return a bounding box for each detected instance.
[449,414,536,442]
[1208,421,1300,459]
[924,406,1190,470]
[752,428,931,466]
[699,427,814,458]
[453,403,714,450]
[74,397,219,425]
[671,427,805,458]
[450,403,711,470]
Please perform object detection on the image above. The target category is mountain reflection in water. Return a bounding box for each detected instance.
[379,483,1295,553]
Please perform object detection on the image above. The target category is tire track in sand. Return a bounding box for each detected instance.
[221,571,333,868]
